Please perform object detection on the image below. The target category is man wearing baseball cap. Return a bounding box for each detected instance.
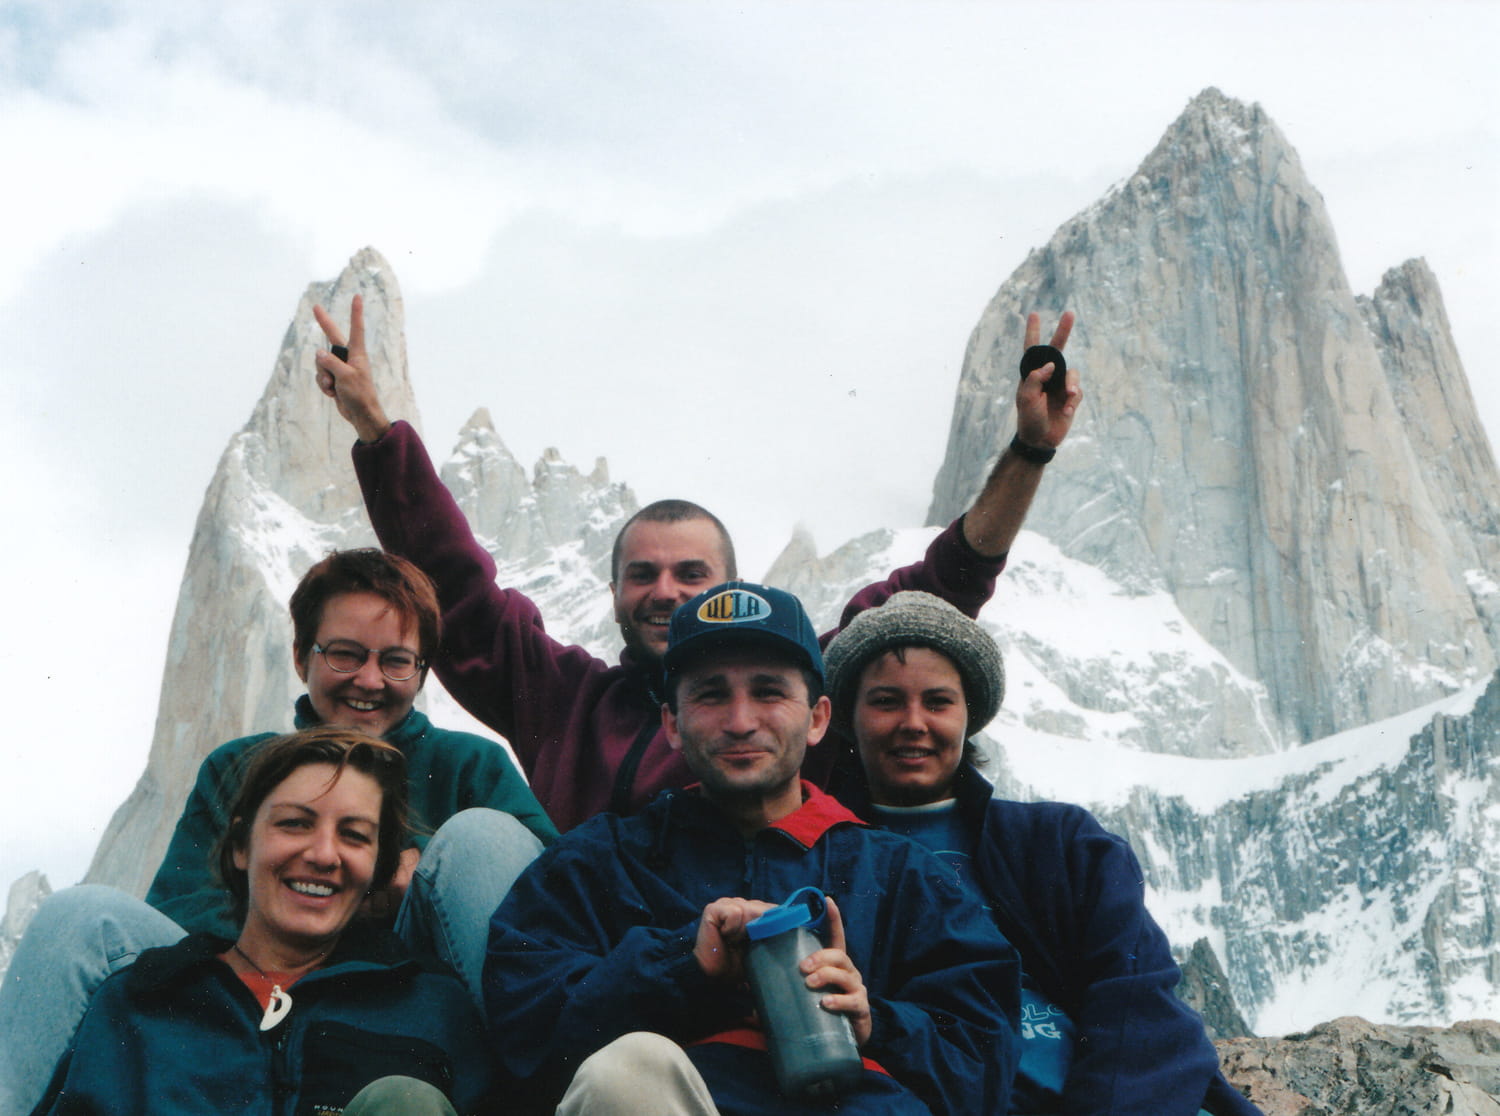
[483,581,1022,1116]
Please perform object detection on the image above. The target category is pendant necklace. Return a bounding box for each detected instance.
[232,944,317,1031]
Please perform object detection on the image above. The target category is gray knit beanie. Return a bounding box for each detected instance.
[823,591,1004,736]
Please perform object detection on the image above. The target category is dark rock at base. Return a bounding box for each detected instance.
[1178,937,1253,1041]
[1217,1016,1500,1115]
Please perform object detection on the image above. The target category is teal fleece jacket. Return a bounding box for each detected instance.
[38,925,493,1116]
[146,696,557,938]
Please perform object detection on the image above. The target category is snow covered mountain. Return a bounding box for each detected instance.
[5,90,1497,1035]
[928,87,1500,749]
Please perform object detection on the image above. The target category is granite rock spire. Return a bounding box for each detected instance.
[927,88,1499,745]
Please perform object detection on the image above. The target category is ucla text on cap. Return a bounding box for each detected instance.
[697,587,771,624]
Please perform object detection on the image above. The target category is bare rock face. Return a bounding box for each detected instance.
[1178,938,1253,1041]
[1217,1016,1500,1115]
[0,872,51,975]
[927,88,1499,747]
[83,247,410,897]
[1360,260,1500,654]
[439,409,635,660]
[81,249,633,899]
[1111,670,1497,1030]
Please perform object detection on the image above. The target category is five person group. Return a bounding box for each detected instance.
[0,298,1262,1115]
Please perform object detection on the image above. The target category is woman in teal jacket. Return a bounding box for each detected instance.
[38,727,493,1116]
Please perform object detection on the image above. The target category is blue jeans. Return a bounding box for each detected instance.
[0,808,541,1116]
[0,885,184,1116]
[393,808,543,1011]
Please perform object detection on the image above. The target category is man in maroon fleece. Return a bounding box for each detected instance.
[313,300,1080,833]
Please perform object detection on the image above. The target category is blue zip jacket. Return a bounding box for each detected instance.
[37,924,493,1116]
[146,696,557,938]
[484,782,1022,1116]
[840,762,1261,1115]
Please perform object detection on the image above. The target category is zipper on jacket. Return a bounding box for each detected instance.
[268,1023,295,1112]
[610,719,660,816]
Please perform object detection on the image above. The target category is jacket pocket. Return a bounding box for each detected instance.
[295,1020,456,1116]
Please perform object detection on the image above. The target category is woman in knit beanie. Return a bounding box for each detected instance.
[823,590,1003,802]
[821,592,1262,1116]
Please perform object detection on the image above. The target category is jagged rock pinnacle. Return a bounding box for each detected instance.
[926,87,1497,744]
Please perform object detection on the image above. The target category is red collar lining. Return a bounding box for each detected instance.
[767,782,866,847]
[677,781,866,847]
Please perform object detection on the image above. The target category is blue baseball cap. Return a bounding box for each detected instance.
[663,581,825,685]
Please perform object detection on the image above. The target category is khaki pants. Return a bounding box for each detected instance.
[555,1033,721,1116]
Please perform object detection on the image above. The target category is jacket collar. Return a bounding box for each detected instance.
[617,647,667,706]
[125,921,413,1002]
[292,694,428,748]
[951,760,996,828]
[655,780,866,849]
[767,781,867,848]
[831,754,992,835]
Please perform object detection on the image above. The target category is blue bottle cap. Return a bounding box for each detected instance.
[746,887,828,941]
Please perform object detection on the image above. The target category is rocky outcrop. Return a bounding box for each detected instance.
[0,872,50,976]
[1039,670,1498,1030]
[1360,260,1500,654]
[1217,1016,1500,1115]
[927,88,1500,747]
[83,248,410,897]
[1178,938,1253,1041]
[439,408,635,659]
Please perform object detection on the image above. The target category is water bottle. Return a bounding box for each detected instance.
[745,887,864,1098]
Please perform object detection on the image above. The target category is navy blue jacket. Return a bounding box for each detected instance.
[842,762,1260,1115]
[37,925,493,1116]
[484,782,1022,1116]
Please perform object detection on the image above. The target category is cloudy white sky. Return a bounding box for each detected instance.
[1,0,1496,893]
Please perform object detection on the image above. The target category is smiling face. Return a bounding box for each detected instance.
[853,647,968,807]
[663,647,829,828]
[611,517,730,664]
[231,761,382,965]
[295,591,423,738]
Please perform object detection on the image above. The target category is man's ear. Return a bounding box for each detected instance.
[661,702,684,754]
[804,695,832,748]
[293,644,310,684]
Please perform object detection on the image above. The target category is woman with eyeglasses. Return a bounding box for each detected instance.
[37,726,493,1115]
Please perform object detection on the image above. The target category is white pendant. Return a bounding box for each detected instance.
[259,985,292,1031]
